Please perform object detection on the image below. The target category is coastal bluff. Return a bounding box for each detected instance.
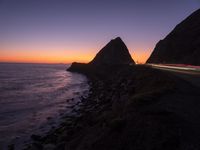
[26,36,199,150]
[147,9,200,65]
[67,37,135,73]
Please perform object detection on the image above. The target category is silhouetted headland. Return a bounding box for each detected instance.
[67,37,135,75]
[89,37,134,65]
[26,23,200,149]
[26,37,199,150]
[147,9,200,65]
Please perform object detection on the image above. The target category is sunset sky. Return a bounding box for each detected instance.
[0,0,199,64]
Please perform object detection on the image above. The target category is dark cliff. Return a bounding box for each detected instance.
[67,37,135,73]
[89,37,134,65]
[147,9,200,65]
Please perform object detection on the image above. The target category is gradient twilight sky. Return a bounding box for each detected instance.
[0,0,200,63]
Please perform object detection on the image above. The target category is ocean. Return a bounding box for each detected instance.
[0,63,89,149]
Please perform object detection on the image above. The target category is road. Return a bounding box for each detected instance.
[146,63,200,148]
[147,63,200,87]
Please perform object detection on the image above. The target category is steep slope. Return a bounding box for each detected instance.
[147,9,200,65]
[68,37,135,72]
[89,37,134,65]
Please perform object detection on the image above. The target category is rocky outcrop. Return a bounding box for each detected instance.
[147,9,200,65]
[67,37,134,72]
[28,65,183,150]
[89,37,134,65]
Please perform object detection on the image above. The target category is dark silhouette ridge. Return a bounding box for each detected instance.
[89,37,134,65]
[67,37,135,72]
[147,9,200,65]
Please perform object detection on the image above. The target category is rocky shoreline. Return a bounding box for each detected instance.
[23,65,181,150]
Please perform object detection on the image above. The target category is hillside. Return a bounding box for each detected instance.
[147,9,200,65]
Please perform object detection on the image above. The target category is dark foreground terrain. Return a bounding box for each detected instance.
[24,64,200,150]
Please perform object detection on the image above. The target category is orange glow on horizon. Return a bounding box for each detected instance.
[0,49,95,64]
[131,51,149,64]
[0,56,92,64]
[0,48,150,64]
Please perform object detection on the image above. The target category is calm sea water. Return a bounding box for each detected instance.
[0,63,89,149]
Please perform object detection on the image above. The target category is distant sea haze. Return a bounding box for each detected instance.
[0,63,89,149]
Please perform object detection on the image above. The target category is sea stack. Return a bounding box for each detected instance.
[68,37,135,72]
[147,9,200,65]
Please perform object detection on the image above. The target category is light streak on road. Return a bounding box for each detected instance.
[147,64,200,72]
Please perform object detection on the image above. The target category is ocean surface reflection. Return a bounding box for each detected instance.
[0,63,89,149]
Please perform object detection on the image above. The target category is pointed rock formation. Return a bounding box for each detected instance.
[89,37,134,65]
[67,37,135,72]
[147,9,200,65]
